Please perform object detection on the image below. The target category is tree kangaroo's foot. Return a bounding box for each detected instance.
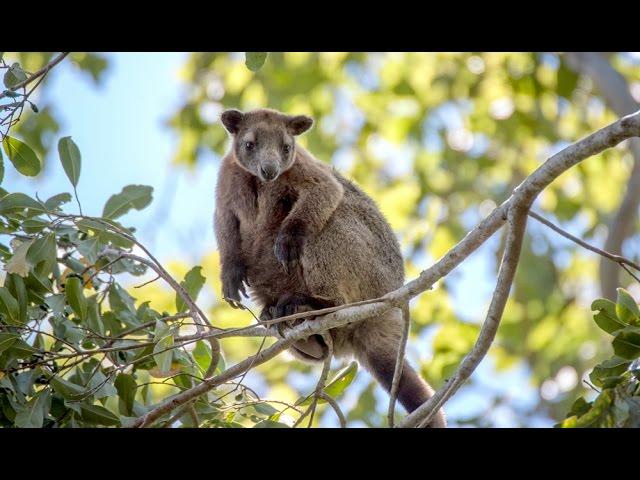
[270,294,334,361]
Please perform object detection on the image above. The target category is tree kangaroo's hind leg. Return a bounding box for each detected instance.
[269,293,335,362]
[352,309,447,428]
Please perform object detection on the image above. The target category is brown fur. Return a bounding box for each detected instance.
[214,108,446,427]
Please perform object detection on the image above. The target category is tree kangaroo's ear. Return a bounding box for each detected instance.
[287,115,313,136]
[221,109,244,135]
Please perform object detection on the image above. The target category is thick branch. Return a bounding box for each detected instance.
[564,52,640,300]
[405,205,529,428]
[130,109,640,428]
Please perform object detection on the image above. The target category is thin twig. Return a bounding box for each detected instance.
[388,305,409,428]
[528,210,640,272]
[318,392,347,428]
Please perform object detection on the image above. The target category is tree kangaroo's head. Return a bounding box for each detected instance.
[221,108,313,182]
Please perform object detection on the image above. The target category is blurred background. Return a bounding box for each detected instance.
[4,52,640,427]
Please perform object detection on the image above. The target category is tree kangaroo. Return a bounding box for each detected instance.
[214,108,446,427]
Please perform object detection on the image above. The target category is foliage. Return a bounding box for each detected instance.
[559,288,640,427]
[0,135,354,428]
[1,52,109,159]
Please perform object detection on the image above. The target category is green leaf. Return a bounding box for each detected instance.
[0,192,46,214]
[590,356,631,387]
[5,274,28,324]
[76,234,102,264]
[253,402,278,416]
[0,287,20,325]
[0,333,18,354]
[65,277,88,320]
[114,373,137,416]
[44,192,72,211]
[2,136,42,177]
[193,340,212,374]
[79,403,120,426]
[102,185,153,219]
[592,298,628,334]
[45,294,66,316]
[253,419,289,428]
[5,337,37,358]
[87,371,117,399]
[599,375,627,389]
[21,217,50,234]
[176,266,206,313]
[612,327,640,360]
[296,361,358,407]
[14,390,50,428]
[3,63,27,89]
[26,233,57,275]
[616,288,640,325]
[245,52,268,72]
[97,230,135,250]
[76,218,109,234]
[324,361,358,398]
[3,239,33,277]
[86,296,104,336]
[566,397,591,418]
[0,147,4,185]
[107,283,138,326]
[58,136,81,187]
[572,390,615,428]
[153,320,174,374]
[50,376,86,400]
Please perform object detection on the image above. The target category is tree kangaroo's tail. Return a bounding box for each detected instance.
[359,305,447,428]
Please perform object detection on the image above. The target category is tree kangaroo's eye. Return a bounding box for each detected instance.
[283,144,291,154]
[245,141,254,150]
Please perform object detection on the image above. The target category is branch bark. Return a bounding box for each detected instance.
[388,306,409,427]
[408,205,528,428]
[564,52,640,300]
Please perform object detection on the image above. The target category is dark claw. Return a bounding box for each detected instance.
[221,263,250,307]
[223,296,245,309]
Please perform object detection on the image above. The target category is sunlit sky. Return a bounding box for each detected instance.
[3,52,573,427]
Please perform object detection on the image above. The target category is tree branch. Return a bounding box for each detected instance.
[388,306,409,427]
[528,210,640,273]
[318,392,347,428]
[406,204,529,428]
[130,109,640,428]
[0,52,69,99]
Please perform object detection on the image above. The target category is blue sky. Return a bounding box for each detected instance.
[3,52,556,427]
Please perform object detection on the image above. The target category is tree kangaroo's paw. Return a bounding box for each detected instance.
[271,294,329,361]
[221,263,249,309]
[258,305,274,323]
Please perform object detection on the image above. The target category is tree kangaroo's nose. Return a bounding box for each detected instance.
[260,155,280,181]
